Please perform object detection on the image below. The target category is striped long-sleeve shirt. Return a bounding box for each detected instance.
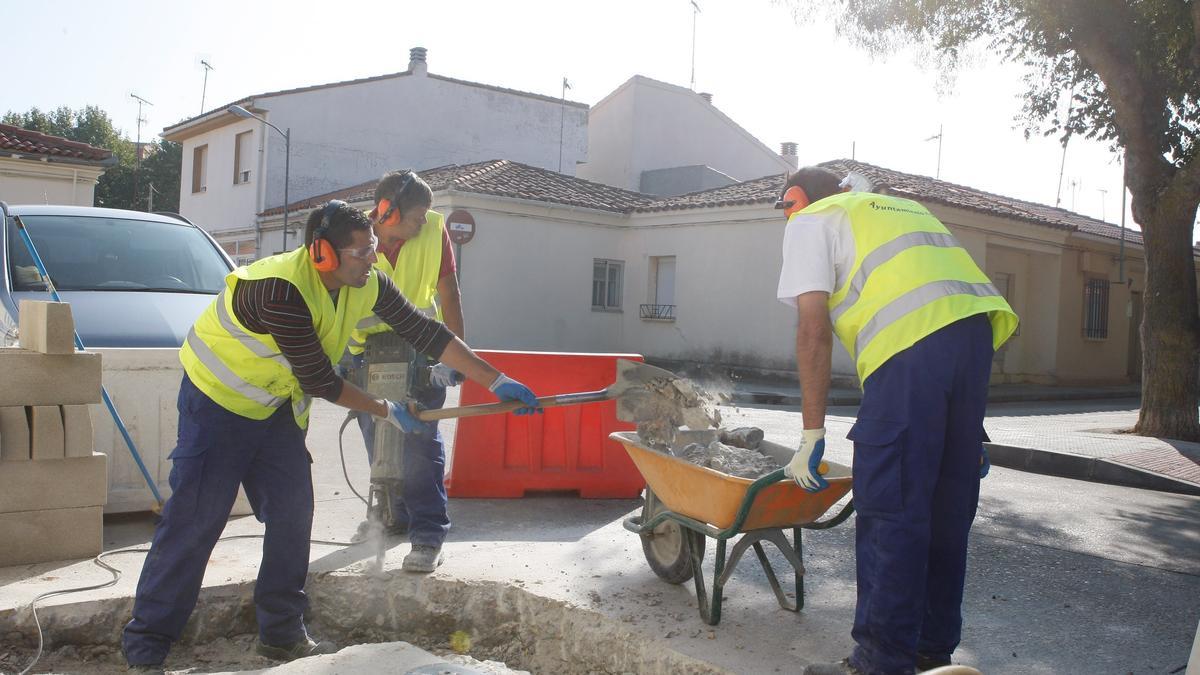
[231,273,454,401]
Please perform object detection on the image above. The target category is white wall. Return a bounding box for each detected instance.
[176,117,262,234]
[171,70,588,245]
[0,158,104,206]
[578,77,793,192]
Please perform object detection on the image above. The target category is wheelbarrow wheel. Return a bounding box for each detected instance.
[640,488,705,584]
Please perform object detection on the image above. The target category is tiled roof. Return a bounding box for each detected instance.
[165,71,586,136]
[637,158,1149,247]
[260,160,654,217]
[0,123,115,164]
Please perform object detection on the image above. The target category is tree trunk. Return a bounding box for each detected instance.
[1133,197,1200,442]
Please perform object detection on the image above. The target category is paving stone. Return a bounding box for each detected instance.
[0,505,103,566]
[61,405,93,458]
[18,299,75,355]
[0,406,30,461]
[30,405,65,460]
[0,453,107,514]
[0,348,101,407]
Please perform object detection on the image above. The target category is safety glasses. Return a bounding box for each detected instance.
[338,233,378,260]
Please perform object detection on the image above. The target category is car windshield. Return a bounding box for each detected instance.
[8,214,228,293]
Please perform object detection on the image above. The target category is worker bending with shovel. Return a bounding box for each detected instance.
[121,201,539,673]
[344,169,461,573]
[776,167,1017,675]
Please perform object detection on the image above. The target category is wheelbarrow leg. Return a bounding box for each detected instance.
[689,530,726,626]
[719,528,806,613]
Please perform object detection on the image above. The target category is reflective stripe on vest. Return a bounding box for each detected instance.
[800,192,1018,385]
[348,210,445,355]
[179,247,379,428]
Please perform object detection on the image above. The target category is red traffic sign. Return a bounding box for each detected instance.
[447,210,476,245]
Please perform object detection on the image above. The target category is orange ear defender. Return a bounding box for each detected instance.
[309,200,345,273]
[374,171,416,227]
[774,185,811,220]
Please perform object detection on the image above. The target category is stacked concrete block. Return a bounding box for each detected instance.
[0,301,106,567]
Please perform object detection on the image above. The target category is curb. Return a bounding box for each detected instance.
[731,389,1141,408]
[985,442,1200,497]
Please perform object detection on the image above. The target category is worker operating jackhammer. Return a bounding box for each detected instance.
[121,201,540,673]
[344,169,465,574]
[776,167,1017,675]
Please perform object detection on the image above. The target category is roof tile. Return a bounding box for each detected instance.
[0,124,114,163]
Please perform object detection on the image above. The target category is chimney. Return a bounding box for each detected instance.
[409,47,428,75]
[780,141,799,169]
[699,92,713,103]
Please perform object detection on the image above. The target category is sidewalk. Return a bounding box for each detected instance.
[722,376,1200,497]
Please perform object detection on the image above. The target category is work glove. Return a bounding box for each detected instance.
[378,399,422,434]
[488,373,541,415]
[980,444,991,479]
[429,362,464,388]
[784,428,829,492]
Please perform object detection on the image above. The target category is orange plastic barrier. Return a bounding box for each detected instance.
[445,350,646,498]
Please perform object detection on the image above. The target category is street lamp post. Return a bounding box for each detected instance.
[227,105,291,253]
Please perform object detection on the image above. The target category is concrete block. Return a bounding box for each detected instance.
[0,505,103,566]
[18,300,75,354]
[0,452,107,513]
[0,348,101,407]
[0,406,30,461]
[30,405,65,460]
[62,405,93,458]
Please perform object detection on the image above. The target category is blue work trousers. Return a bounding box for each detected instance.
[355,385,449,547]
[122,375,314,666]
[847,314,993,675]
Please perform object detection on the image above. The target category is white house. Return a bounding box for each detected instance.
[576,75,797,195]
[161,47,589,263]
[0,124,115,206]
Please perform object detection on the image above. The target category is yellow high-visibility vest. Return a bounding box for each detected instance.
[348,209,445,355]
[179,247,380,428]
[800,192,1018,385]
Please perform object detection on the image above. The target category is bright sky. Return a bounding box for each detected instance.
[4,0,1179,235]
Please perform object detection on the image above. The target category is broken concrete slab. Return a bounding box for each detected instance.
[0,453,106,514]
[30,405,65,460]
[0,505,102,566]
[0,406,30,461]
[18,300,75,355]
[0,348,101,407]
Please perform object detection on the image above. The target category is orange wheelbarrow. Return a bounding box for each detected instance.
[613,430,854,625]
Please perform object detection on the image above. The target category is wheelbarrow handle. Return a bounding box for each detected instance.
[415,389,611,421]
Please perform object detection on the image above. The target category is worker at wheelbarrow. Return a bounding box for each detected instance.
[776,166,1017,675]
[121,201,540,672]
[343,169,463,573]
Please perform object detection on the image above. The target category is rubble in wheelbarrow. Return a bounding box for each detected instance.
[628,375,722,446]
[678,427,781,479]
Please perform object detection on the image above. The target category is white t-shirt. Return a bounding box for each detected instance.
[776,208,857,307]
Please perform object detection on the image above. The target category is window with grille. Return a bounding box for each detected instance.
[592,259,623,310]
[1083,278,1110,339]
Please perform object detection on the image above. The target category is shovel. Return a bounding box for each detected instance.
[415,359,681,422]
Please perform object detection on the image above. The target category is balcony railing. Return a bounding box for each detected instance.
[639,304,676,321]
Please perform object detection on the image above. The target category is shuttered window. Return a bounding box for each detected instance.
[1083,278,1110,340]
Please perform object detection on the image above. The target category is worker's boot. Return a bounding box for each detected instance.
[402,543,444,573]
[255,636,338,662]
[126,665,165,674]
[916,653,953,671]
[801,658,863,675]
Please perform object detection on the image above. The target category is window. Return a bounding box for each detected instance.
[641,255,676,320]
[1083,278,1110,339]
[191,145,208,193]
[592,259,623,310]
[233,131,253,184]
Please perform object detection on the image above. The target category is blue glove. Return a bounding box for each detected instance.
[980,444,990,479]
[430,363,464,388]
[488,373,541,415]
[378,399,421,433]
[784,428,829,492]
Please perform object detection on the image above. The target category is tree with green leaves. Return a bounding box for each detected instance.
[789,0,1200,441]
[2,105,179,213]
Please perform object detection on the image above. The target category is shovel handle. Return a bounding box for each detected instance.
[415,389,611,421]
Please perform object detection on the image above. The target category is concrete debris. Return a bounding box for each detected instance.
[628,375,722,447]
[679,438,781,479]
